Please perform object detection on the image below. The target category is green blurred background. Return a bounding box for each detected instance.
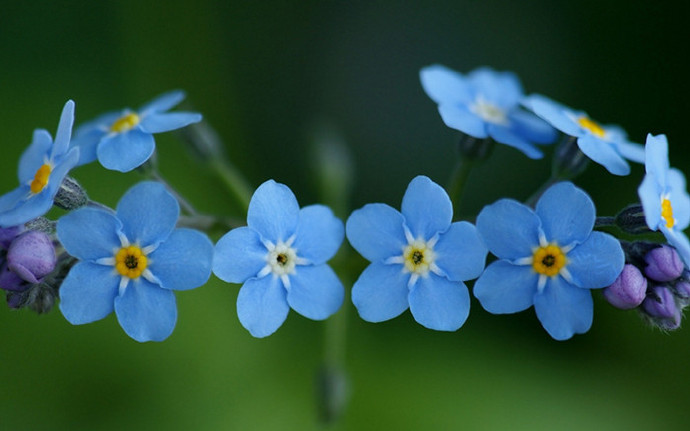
[2,1,689,430]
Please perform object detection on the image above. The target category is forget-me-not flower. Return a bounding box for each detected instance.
[213,180,345,338]
[57,181,213,342]
[638,133,690,267]
[474,182,624,340]
[420,65,557,159]
[346,175,487,331]
[70,90,202,172]
[0,101,79,227]
[524,94,644,175]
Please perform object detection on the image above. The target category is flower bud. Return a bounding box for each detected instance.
[53,176,88,210]
[641,285,681,330]
[0,263,30,292]
[602,264,647,309]
[644,245,684,282]
[614,205,652,235]
[7,230,56,284]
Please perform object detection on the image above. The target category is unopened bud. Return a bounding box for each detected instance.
[7,230,57,283]
[641,285,682,330]
[644,245,684,282]
[602,264,647,309]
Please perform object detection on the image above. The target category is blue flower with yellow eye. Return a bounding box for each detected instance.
[70,90,202,172]
[57,181,214,342]
[638,133,690,267]
[524,94,645,175]
[420,65,557,159]
[474,182,624,340]
[0,100,79,228]
[346,175,487,331]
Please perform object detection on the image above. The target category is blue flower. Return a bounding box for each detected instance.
[474,182,624,340]
[638,134,690,267]
[524,94,645,175]
[346,175,487,331]
[57,181,213,342]
[420,65,557,159]
[0,101,79,227]
[70,90,202,172]
[212,180,345,338]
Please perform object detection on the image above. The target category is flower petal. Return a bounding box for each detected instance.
[408,274,470,331]
[213,226,267,283]
[419,64,472,105]
[57,207,123,260]
[148,228,213,290]
[138,90,185,115]
[236,275,289,338]
[469,68,522,108]
[434,221,487,281]
[292,205,344,264]
[536,182,595,246]
[139,112,202,134]
[473,260,538,313]
[487,124,543,159]
[577,134,630,175]
[525,94,581,137]
[437,104,488,138]
[0,188,52,228]
[286,264,344,320]
[662,227,690,270]
[638,174,662,230]
[247,180,299,242]
[18,129,52,184]
[97,129,155,172]
[476,198,540,260]
[346,203,406,262]
[351,261,409,322]
[116,181,179,247]
[615,141,646,164]
[566,231,624,289]
[71,111,119,166]
[669,168,690,230]
[114,280,177,342]
[52,100,75,157]
[59,262,119,324]
[534,276,593,340]
[509,109,558,144]
[644,134,669,182]
[401,176,452,239]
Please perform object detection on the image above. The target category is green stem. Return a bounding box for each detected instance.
[209,157,253,212]
[447,157,474,218]
[149,170,198,216]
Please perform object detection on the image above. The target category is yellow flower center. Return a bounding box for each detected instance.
[30,164,52,194]
[577,116,606,138]
[532,244,567,277]
[661,197,675,229]
[110,112,141,133]
[115,245,148,279]
[403,239,435,275]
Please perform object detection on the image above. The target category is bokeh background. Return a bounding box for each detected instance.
[2,1,689,430]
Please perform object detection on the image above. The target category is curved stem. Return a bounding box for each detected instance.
[447,157,474,217]
[209,157,253,213]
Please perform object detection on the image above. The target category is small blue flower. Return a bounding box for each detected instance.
[0,101,79,227]
[70,90,202,172]
[346,175,487,331]
[420,65,557,159]
[638,133,690,267]
[474,182,624,340]
[57,181,214,342]
[213,180,345,338]
[524,94,645,175]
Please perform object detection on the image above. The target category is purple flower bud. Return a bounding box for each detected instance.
[644,245,684,282]
[6,231,56,284]
[641,285,682,330]
[602,264,647,309]
[0,263,30,292]
[0,225,24,250]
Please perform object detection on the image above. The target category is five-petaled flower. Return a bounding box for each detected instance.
[346,175,487,331]
[70,90,202,172]
[212,180,345,338]
[524,94,645,175]
[0,101,80,227]
[57,181,214,342]
[638,133,690,267]
[474,182,624,340]
[420,65,557,159]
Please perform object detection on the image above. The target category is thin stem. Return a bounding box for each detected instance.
[524,174,560,208]
[447,157,474,217]
[149,170,198,216]
[209,157,253,213]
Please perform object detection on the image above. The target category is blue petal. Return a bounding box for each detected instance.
[534,276,593,340]
[408,274,470,331]
[97,129,156,172]
[509,109,558,144]
[434,221,487,281]
[487,124,543,159]
[468,68,522,108]
[473,260,538,313]
[59,262,119,324]
[577,134,630,175]
[44,147,80,197]
[148,228,213,290]
[663,228,690,270]
[114,280,177,342]
[669,171,690,230]
[18,129,52,184]
[213,227,267,283]
[116,181,179,247]
[71,111,119,166]
[139,112,202,134]
[419,64,472,105]
[52,100,75,157]
[57,208,123,260]
[476,198,540,260]
[615,141,646,164]
[236,275,289,338]
[247,180,299,242]
[345,203,406,262]
[566,231,624,289]
[525,94,581,137]
[0,188,51,227]
[351,261,409,322]
[138,90,185,115]
[638,174,662,230]
[286,264,344,320]
[644,134,669,182]
[401,176,452,239]
[437,104,488,138]
[292,205,344,265]
[536,182,594,246]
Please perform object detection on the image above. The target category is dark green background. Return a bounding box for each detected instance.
[2,1,689,430]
